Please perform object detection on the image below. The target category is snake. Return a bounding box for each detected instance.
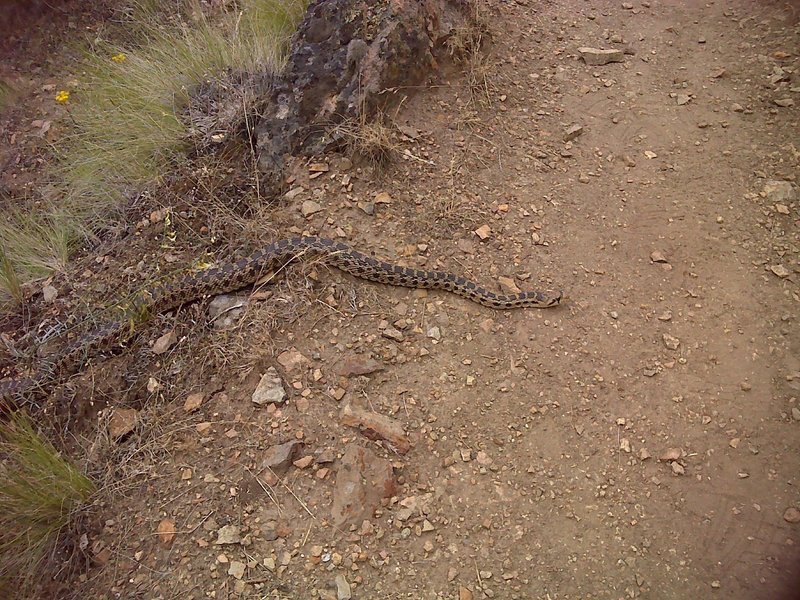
[0,236,563,407]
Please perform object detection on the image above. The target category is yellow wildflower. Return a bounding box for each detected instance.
[55,90,70,103]
[111,53,126,63]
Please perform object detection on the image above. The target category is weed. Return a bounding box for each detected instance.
[0,413,95,594]
[335,111,400,166]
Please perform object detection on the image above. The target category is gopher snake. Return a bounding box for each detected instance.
[0,237,563,406]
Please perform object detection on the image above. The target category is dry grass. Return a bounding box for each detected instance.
[335,111,401,167]
[0,413,95,596]
[0,0,308,305]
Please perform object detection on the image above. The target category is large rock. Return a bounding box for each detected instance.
[331,444,396,526]
[256,0,474,173]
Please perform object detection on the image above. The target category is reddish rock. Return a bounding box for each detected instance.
[336,355,384,377]
[331,444,396,526]
[340,402,412,454]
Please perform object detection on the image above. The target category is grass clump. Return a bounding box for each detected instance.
[0,413,95,594]
[0,0,308,303]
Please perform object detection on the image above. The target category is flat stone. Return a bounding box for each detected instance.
[770,265,790,278]
[108,408,138,439]
[208,294,248,329]
[301,200,323,217]
[335,574,352,600]
[331,444,396,526]
[151,330,177,355]
[252,367,287,405]
[563,123,584,141]
[340,402,412,454]
[498,276,521,294]
[650,250,668,263]
[261,441,303,476]
[277,349,309,372]
[183,392,204,413]
[42,284,58,303]
[784,507,800,523]
[336,355,384,377]
[215,525,241,545]
[284,186,306,200]
[578,47,625,65]
[228,560,246,579]
[474,224,491,240]
[763,180,795,203]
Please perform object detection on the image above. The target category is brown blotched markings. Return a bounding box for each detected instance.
[0,236,563,406]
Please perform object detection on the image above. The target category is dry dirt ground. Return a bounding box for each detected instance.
[1,0,800,599]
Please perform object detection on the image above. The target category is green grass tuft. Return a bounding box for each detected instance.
[0,413,95,594]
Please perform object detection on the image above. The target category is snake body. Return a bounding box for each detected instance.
[0,237,562,405]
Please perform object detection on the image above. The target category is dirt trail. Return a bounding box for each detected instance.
[2,0,799,598]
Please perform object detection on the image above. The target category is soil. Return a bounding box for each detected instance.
[1,0,799,599]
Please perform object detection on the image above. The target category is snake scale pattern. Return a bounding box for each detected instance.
[0,237,563,406]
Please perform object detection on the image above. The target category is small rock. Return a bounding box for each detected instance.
[731,103,744,112]
[183,392,204,413]
[277,349,308,372]
[671,462,685,475]
[459,587,474,600]
[284,186,305,200]
[578,47,625,65]
[301,200,323,217]
[152,330,177,354]
[252,367,287,405]
[662,334,681,350]
[711,580,721,589]
[337,355,383,377]
[381,326,404,342]
[261,441,303,476]
[774,98,794,107]
[228,561,246,580]
[427,326,441,341]
[620,438,631,453]
[339,402,412,454]
[156,519,176,545]
[791,407,800,422]
[357,201,375,215]
[650,250,668,263]
[309,162,329,173]
[658,311,673,322]
[293,455,314,469]
[208,294,248,329]
[763,180,795,203]
[498,277,521,294]
[373,191,392,204]
[331,444,396,526]
[770,265,790,278]
[474,224,491,240]
[108,408,138,439]
[639,448,651,460]
[563,124,584,141]
[215,525,241,545]
[42,285,58,303]
[676,93,691,105]
[660,448,682,461]
[775,204,790,215]
[335,574,352,600]
[783,507,800,523]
